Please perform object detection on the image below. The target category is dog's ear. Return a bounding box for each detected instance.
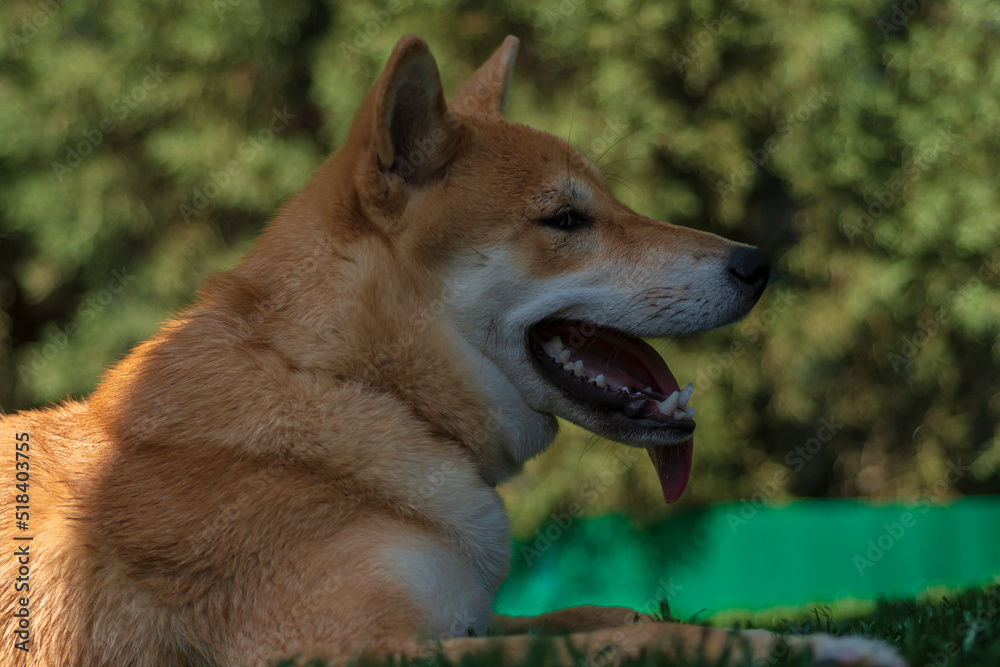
[350,35,460,215]
[450,36,519,117]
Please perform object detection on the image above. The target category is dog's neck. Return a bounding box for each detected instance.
[255,157,560,484]
[91,162,554,487]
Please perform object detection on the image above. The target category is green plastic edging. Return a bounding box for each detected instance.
[494,497,1000,619]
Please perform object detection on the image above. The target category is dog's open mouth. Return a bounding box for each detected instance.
[528,320,695,504]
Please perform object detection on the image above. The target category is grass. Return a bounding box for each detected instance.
[724,583,1000,666]
[276,584,1000,666]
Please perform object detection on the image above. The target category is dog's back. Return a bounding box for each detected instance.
[1,269,504,664]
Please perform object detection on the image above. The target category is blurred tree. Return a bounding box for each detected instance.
[1,0,997,538]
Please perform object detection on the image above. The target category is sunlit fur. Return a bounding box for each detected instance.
[0,35,903,667]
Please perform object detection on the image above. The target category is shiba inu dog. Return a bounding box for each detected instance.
[0,35,905,667]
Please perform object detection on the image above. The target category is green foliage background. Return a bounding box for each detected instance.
[1,0,997,537]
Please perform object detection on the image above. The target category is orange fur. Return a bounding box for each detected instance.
[0,35,904,667]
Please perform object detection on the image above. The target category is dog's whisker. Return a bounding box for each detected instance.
[597,156,642,173]
[603,173,644,199]
[593,121,654,167]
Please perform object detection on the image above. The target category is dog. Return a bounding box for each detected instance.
[1,35,905,667]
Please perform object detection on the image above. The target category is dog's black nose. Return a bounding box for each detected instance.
[727,246,770,301]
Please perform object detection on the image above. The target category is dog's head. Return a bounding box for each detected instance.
[336,36,768,502]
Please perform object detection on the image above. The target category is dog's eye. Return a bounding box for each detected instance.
[541,209,586,230]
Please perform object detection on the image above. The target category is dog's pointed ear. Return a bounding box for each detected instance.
[351,35,460,211]
[450,36,519,117]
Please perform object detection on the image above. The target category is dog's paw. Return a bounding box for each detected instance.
[797,633,907,667]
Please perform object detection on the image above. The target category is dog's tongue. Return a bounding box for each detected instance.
[647,438,693,503]
[531,321,695,504]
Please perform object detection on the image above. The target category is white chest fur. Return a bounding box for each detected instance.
[383,480,510,637]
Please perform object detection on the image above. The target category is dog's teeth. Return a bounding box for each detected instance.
[673,408,695,421]
[562,363,574,373]
[559,349,571,364]
[686,406,696,417]
[573,360,585,377]
[619,386,631,394]
[542,338,562,360]
[678,382,694,407]
[644,386,652,393]
[656,391,679,415]
[551,336,563,352]
[595,374,606,388]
